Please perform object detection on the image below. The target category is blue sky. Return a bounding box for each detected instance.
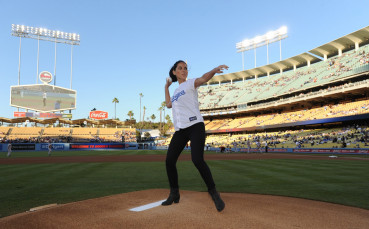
[0,0,368,122]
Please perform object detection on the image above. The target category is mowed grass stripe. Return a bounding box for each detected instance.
[0,158,368,218]
[0,162,167,217]
[207,159,369,208]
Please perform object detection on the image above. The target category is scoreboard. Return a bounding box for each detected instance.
[10,84,76,112]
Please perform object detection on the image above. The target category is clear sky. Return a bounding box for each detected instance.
[0,0,368,122]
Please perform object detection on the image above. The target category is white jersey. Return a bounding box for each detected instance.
[171,78,204,131]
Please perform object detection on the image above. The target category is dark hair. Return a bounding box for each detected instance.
[169,60,186,82]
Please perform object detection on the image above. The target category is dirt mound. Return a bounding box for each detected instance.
[1,189,368,229]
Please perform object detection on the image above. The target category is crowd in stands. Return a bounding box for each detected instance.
[159,123,369,150]
[202,99,369,131]
[204,124,369,150]
[359,50,369,65]
[198,43,369,110]
[0,127,136,144]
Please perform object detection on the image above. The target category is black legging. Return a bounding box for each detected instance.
[165,122,216,191]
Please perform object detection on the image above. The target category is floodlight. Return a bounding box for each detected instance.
[243,39,251,47]
[236,25,289,70]
[253,35,264,44]
[11,24,80,45]
[266,31,277,40]
[278,26,288,35]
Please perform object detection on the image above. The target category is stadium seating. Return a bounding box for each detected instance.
[0,127,11,138]
[43,127,71,137]
[201,99,369,132]
[198,43,369,109]
[0,126,137,143]
[70,128,98,141]
[7,127,43,140]
[202,125,369,150]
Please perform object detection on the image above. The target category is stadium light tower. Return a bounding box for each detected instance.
[11,24,80,88]
[236,26,288,70]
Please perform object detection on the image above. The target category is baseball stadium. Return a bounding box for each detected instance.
[1,12,369,229]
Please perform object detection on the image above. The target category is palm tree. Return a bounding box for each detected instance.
[112,97,119,119]
[161,101,166,123]
[127,110,134,120]
[142,106,146,124]
[151,114,156,123]
[165,114,172,124]
[139,93,144,122]
[158,106,163,132]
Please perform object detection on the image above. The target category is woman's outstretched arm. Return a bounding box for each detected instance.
[194,65,229,88]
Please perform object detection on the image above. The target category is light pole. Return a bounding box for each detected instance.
[17,36,22,86]
[236,26,288,70]
[139,93,144,122]
[11,24,80,88]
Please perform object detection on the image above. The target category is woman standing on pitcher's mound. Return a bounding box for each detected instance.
[162,60,228,212]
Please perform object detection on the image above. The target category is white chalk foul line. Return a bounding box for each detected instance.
[129,199,166,212]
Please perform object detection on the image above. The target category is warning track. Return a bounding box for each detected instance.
[0,153,367,165]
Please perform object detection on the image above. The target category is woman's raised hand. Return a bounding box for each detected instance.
[214,65,229,74]
[166,77,173,87]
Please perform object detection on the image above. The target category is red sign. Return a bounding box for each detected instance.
[89,111,108,120]
[14,112,26,117]
[39,71,52,83]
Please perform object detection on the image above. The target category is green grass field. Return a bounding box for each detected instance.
[0,150,368,218]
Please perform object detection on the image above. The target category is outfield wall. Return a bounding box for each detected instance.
[216,147,369,154]
[1,143,368,154]
[0,143,138,152]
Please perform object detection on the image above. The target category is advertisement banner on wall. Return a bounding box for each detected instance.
[40,144,65,150]
[125,143,138,149]
[293,148,369,154]
[70,143,125,150]
[11,144,35,150]
[268,148,288,152]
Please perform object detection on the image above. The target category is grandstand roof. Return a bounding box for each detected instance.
[310,26,369,58]
[207,25,369,85]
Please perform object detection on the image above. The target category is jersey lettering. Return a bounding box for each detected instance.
[171,90,186,103]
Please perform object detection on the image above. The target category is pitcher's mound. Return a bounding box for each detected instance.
[1,189,369,229]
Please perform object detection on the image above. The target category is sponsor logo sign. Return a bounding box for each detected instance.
[125,143,138,149]
[268,148,288,152]
[11,144,35,150]
[70,143,125,149]
[39,71,53,84]
[41,144,65,150]
[293,149,369,154]
[14,112,26,117]
[293,149,312,152]
[89,111,108,120]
